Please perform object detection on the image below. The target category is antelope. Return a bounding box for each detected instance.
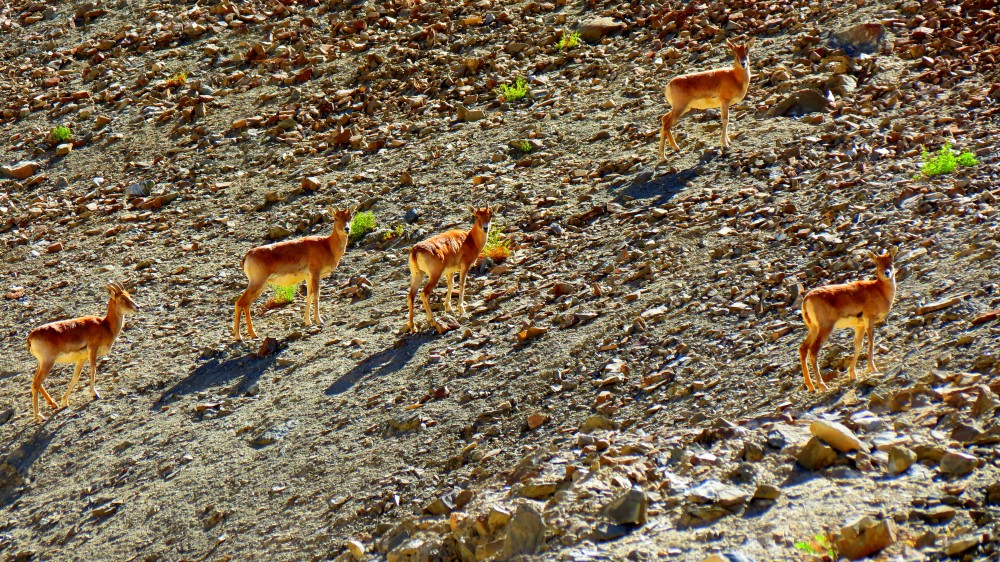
[407,206,494,334]
[27,282,140,423]
[234,207,353,341]
[799,247,898,393]
[658,38,755,162]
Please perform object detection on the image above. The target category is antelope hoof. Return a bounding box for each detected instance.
[434,323,446,335]
[59,399,69,408]
[35,414,46,423]
[91,389,101,400]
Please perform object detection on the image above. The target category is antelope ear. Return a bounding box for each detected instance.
[866,249,879,262]
[726,39,735,50]
[747,37,756,48]
[105,283,116,295]
[889,246,899,258]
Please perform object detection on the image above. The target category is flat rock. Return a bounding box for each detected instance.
[502,504,545,558]
[797,437,838,470]
[810,420,863,452]
[1,161,41,180]
[834,514,897,560]
[887,445,917,475]
[578,17,626,44]
[769,89,830,117]
[603,486,648,526]
[939,450,977,476]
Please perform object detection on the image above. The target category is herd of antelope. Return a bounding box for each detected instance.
[24,37,900,424]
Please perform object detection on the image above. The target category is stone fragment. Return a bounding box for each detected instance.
[939,450,977,477]
[603,486,648,526]
[1,161,40,180]
[810,420,863,452]
[578,17,626,44]
[887,445,917,475]
[501,504,545,558]
[769,89,830,117]
[944,535,980,556]
[55,143,73,156]
[834,515,897,560]
[301,176,321,191]
[797,437,837,470]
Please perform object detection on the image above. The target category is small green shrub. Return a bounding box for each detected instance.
[513,140,533,153]
[794,533,835,558]
[495,77,529,102]
[51,126,72,142]
[918,142,978,177]
[382,224,405,241]
[166,71,187,88]
[271,284,297,305]
[349,211,376,244]
[956,151,978,167]
[480,222,511,262]
[558,31,581,50]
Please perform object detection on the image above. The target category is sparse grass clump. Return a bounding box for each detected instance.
[559,31,581,50]
[51,126,72,142]
[917,142,978,178]
[271,284,296,305]
[382,224,405,241]
[495,77,529,102]
[349,211,376,244]
[480,222,511,262]
[794,533,835,558]
[514,140,533,153]
[165,71,187,88]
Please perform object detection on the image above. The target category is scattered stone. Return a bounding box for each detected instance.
[797,437,838,471]
[752,484,781,501]
[55,143,73,156]
[830,22,885,54]
[1,161,40,180]
[345,539,365,560]
[580,414,615,432]
[404,208,420,224]
[456,105,485,122]
[810,420,863,453]
[939,450,977,477]
[301,176,321,191]
[502,504,545,558]
[702,554,756,562]
[603,486,648,526]
[578,17,626,44]
[944,534,980,556]
[252,420,297,446]
[387,538,428,562]
[769,89,830,117]
[887,445,917,475]
[834,514,897,560]
[526,413,548,430]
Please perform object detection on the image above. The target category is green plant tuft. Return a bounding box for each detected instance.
[349,211,376,244]
[166,71,188,88]
[558,30,581,50]
[495,77,529,102]
[271,284,296,305]
[918,142,978,178]
[480,221,511,262]
[382,224,405,241]
[51,126,72,142]
[793,533,835,558]
[514,140,533,153]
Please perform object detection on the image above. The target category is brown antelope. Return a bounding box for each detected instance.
[27,282,139,423]
[234,207,353,341]
[799,248,898,392]
[658,38,755,161]
[407,206,494,334]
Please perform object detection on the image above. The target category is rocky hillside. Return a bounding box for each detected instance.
[1,0,999,560]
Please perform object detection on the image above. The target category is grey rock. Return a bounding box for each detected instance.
[887,445,917,475]
[797,437,837,471]
[603,486,648,526]
[502,503,545,558]
[404,208,420,224]
[939,450,977,477]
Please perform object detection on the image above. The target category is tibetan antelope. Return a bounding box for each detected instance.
[407,206,494,334]
[658,38,755,161]
[234,207,353,341]
[27,282,140,423]
[799,248,898,392]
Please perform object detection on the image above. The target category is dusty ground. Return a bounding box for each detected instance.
[1,0,999,560]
